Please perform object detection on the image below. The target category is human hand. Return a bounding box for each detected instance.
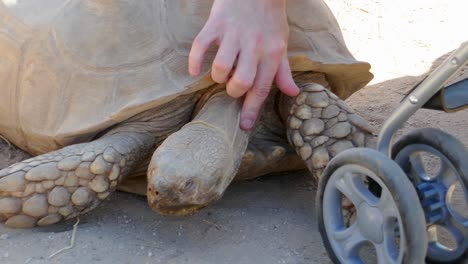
[189,0,300,130]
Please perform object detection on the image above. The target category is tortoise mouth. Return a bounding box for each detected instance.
[147,186,210,216]
[149,202,207,216]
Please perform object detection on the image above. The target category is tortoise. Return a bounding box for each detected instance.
[0,0,375,228]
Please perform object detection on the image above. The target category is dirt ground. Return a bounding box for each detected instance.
[0,1,467,263]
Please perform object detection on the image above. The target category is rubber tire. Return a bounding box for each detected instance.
[317,148,427,264]
[392,128,468,263]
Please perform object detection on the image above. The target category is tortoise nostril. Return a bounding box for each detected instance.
[148,186,159,196]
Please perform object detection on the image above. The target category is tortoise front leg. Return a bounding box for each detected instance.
[286,74,377,179]
[0,132,154,228]
[147,91,249,215]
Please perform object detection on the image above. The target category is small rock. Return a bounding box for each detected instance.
[0,234,9,240]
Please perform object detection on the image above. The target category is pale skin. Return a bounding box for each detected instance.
[189,0,300,130]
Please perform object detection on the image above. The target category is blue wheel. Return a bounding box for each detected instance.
[317,148,427,264]
[393,128,468,263]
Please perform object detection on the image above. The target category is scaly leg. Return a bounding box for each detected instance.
[287,75,377,178]
[0,132,154,228]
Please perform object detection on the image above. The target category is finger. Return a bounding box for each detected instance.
[275,56,300,96]
[189,26,218,76]
[211,34,239,83]
[240,58,280,130]
[226,48,258,98]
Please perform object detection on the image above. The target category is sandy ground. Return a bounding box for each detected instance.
[1,1,467,263]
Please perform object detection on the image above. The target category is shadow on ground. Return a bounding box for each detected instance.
[1,172,331,264]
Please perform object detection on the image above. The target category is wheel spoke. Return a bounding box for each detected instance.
[378,189,400,220]
[409,153,427,182]
[335,173,378,206]
[437,162,457,188]
[375,242,398,264]
[444,216,467,245]
[428,216,467,257]
[332,224,367,258]
[427,225,439,242]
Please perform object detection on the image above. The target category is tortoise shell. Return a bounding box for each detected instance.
[0,0,372,154]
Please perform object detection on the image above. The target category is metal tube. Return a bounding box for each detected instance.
[377,42,468,156]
